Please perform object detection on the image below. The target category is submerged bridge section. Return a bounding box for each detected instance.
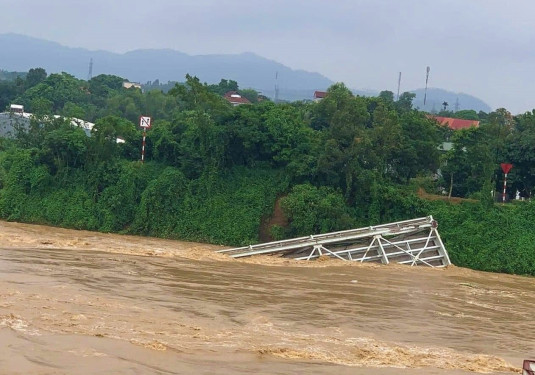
[218,216,451,267]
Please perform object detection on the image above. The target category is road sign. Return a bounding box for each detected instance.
[500,163,513,203]
[140,116,152,128]
[501,163,513,174]
[140,116,152,162]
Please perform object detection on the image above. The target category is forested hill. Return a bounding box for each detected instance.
[0,33,333,93]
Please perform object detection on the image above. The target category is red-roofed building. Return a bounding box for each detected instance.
[313,91,327,101]
[224,91,251,106]
[431,116,480,130]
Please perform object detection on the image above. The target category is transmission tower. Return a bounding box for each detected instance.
[274,71,279,103]
[454,97,460,112]
[87,58,93,81]
[424,66,430,106]
[396,72,402,100]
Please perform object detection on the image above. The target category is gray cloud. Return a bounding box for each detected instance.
[1,0,535,112]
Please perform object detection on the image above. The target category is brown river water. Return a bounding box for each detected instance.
[0,220,533,374]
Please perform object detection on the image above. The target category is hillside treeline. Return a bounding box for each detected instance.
[1,69,535,276]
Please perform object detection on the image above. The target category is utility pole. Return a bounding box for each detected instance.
[87,58,93,81]
[139,116,152,163]
[274,72,279,103]
[396,72,402,101]
[424,66,430,106]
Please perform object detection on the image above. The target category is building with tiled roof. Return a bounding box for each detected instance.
[431,116,480,130]
[223,91,251,106]
[313,91,327,101]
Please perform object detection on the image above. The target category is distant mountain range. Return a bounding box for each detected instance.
[0,33,332,94]
[0,33,491,111]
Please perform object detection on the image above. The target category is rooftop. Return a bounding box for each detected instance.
[430,116,480,130]
[223,91,251,105]
[0,111,95,138]
[314,91,327,99]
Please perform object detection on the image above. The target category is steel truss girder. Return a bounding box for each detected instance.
[218,216,451,267]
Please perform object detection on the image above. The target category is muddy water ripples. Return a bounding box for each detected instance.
[0,221,533,374]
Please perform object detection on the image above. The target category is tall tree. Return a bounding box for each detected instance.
[314,84,370,197]
[396,92,416,113]
[441,127,494,197]
[395,112,441,182]
[378,90,395,103]
[25,68,47,89]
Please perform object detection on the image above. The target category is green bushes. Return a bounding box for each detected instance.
[131,167,188,237]
[96,161,154,232]
[430,201,535,275]
[281,184,356,237]
[167,168,287,245]
[0,153,286,246]
[367,182,430,225]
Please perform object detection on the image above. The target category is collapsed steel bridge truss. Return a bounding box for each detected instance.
[218,216,451,267]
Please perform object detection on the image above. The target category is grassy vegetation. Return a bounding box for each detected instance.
[430,200,535,275]
[0,153,287,246]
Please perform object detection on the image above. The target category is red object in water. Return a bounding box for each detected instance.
[501,163,513,174]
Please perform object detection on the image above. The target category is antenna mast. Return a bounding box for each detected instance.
[424,66,430,106]
[274,71,279,103]
[87,58,93,81]
[396,72,402,100]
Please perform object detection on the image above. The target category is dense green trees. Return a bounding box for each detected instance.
[504,110,535,197]
[0,70,27,110]
[437,106,535,200]
[2,68,534,204]
[440,127,494,198]
[0,71,464,217]
[453,109,479,120]
[207,78,259,103]
[1,72,447,245]
[281,184,355,236]
[18,73,90,113]
[3,68,535,275]
[0,81,19,111]
[25,68,47,89]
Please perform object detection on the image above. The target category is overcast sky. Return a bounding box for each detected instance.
[1,0,534,113]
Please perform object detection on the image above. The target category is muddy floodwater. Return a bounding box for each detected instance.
[0,221,533,374]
